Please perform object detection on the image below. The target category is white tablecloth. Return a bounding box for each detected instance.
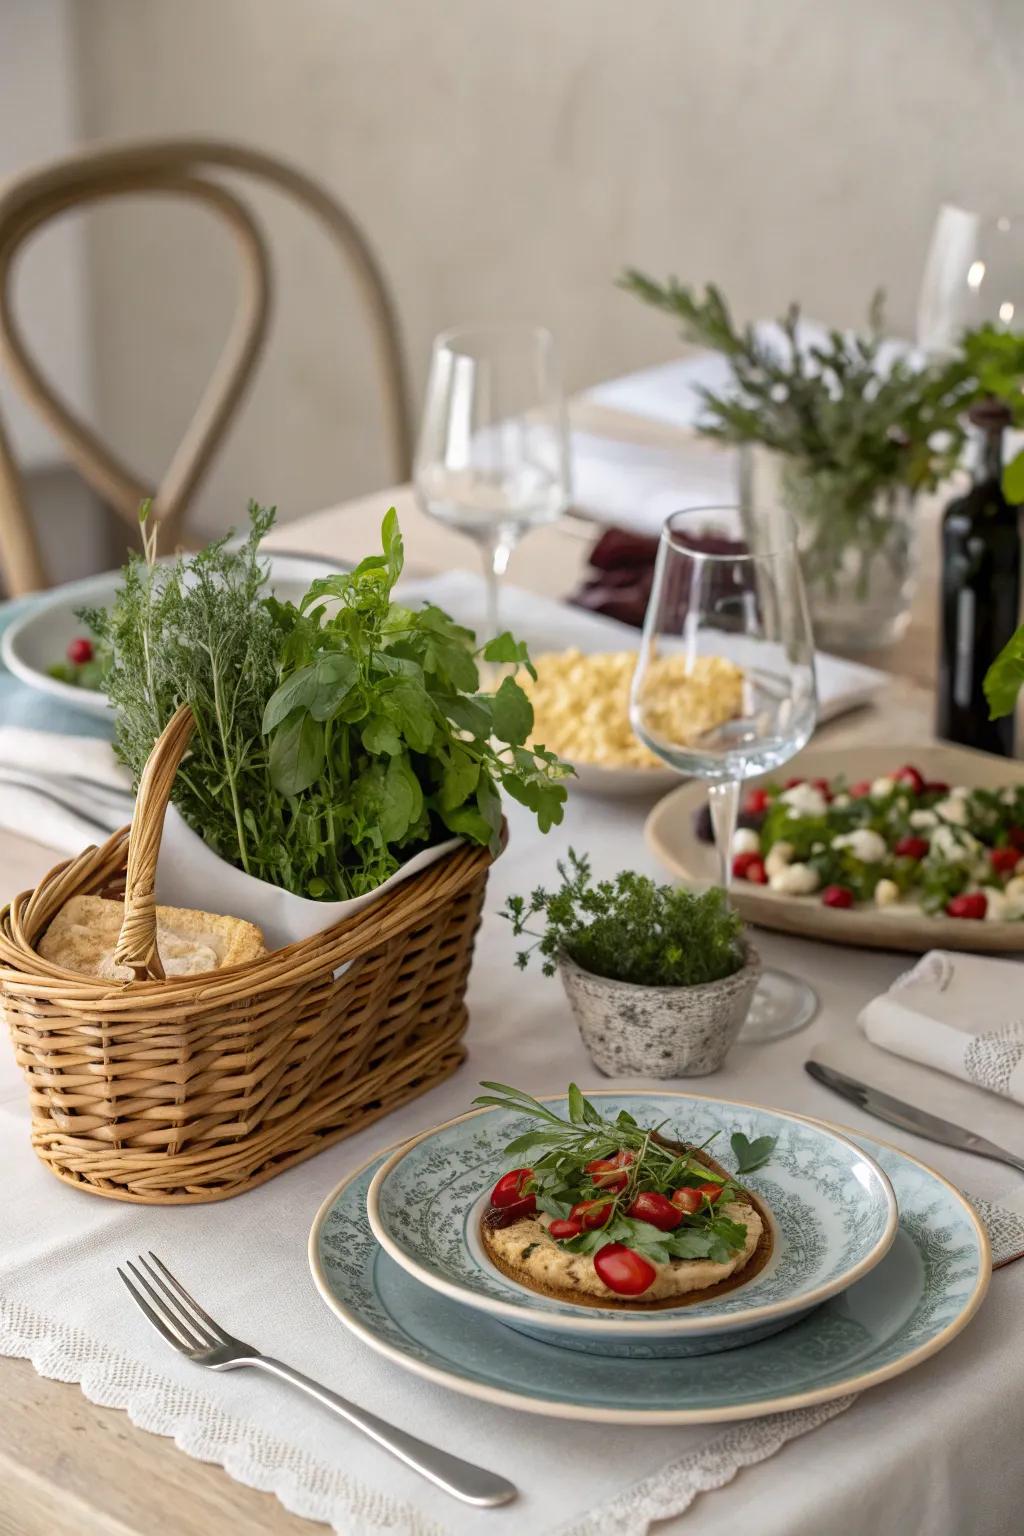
[2,777,1023,1535]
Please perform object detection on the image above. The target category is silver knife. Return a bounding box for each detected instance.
[804,1059,1024,1175]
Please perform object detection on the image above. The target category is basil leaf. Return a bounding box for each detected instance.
[269,710,324,795]
[730,1131,777,1175]
[491,676,533,746]
[262,664,317,735]
[482,631,537,680]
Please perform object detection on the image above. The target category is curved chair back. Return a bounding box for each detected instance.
[0,138,412,594]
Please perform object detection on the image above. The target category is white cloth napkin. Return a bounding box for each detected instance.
[858,950,1024,1106]
[569,431,737,537]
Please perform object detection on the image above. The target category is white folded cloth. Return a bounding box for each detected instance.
[0,727,132,853]
[859,950,1024,1105]
[570,429,737,536]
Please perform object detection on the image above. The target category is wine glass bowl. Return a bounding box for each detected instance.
[414,325,571,638]
[631,507,819,1042]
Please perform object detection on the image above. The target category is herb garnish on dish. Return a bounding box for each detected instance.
[474,1083,775,1304]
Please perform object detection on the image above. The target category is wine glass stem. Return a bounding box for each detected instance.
[481,537,511,642]
[708,779,740,893]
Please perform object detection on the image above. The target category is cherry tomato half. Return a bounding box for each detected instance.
[745,787,771,815]
[946,892,987,920]
[732,850,763,880]
[895,764,925,795]
[585,1150,633,1190]
[570,1199,614,1231]
[490,1167,536,1212]
[593,1243,657,1297]
[894,835,930,861]
[821,884,854,909]
[991,847,1019,877]
[626,1191,682,1231]
[67,636,93,665]
[849,780,872,799]
[742,856,768,885]
[548,1217,583,1240]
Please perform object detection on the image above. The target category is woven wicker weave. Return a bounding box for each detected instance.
[0,704,496,1203]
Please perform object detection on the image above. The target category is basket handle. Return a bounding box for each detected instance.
[113,703,196,981]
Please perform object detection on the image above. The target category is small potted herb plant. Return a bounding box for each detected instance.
[502,851,759,1076]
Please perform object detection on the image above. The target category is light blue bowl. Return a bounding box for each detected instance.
[366,1092,898,1357]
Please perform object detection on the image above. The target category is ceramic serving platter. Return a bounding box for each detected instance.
[645,743,1024,954]
[309,1118,988,1424]
[364,1093,898,1355]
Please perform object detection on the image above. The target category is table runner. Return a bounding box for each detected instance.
[2,591,1023,1534]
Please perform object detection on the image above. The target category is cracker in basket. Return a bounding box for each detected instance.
[38,894,266,980]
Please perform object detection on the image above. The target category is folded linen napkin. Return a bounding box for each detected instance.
[859,950,1024,1105]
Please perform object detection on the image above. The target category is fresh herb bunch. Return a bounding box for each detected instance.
[619,274,970,493]
[90,502,571,899]
[618,273,977,592]
[502,849,744,987]
[474,1082,775,1265]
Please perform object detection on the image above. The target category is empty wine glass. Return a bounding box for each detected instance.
[630,506,819,1042]
[917,204,1024,357]
[414,325,571,641]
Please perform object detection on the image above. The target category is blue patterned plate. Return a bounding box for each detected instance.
[309,1123,989,1424]
[364,1094,898,1355]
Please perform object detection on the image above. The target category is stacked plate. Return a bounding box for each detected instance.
[308,1092,990,1424]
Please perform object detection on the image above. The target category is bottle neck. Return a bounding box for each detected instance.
[968,423,1004,486]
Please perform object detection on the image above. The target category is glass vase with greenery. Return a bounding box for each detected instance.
[620,273,1024,651]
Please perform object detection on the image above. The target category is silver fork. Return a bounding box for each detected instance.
[118,1252,516,1508]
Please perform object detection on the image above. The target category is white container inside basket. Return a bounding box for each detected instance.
[155,805,462,952]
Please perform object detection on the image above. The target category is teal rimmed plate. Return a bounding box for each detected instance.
[364,1094,898,1356]
[308,1120,989,1424]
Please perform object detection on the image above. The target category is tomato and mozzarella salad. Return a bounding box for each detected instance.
[723,765,1024,920]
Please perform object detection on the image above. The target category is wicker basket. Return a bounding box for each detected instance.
[0,705,498,1204]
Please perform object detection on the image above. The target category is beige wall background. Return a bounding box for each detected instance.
[58,0,1024,538]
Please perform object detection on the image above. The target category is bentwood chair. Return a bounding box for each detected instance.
[0,138,413,595]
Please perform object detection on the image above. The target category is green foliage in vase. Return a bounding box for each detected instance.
[86,502,571,900]
[501,848,745,987]
[619,272,1024,588]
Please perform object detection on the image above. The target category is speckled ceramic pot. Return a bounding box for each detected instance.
[558,944,761,1078]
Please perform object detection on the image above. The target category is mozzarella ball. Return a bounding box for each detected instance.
[769,862,820,895]
[832,792,850,810]
[983,887,1008,921]
[1006,876,1024,900]
[765,841,795,879]
[909,809,938,829]
[732,828,761,855]
[870,776,895,798]
[931,825,980,865]
[780,783,829,817]
[831,829,888,863]
[934,796,969,826]
[874,878,900,907]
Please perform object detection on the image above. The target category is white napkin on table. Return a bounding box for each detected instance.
[569,430,736,537]
[858,950,1024,1105]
